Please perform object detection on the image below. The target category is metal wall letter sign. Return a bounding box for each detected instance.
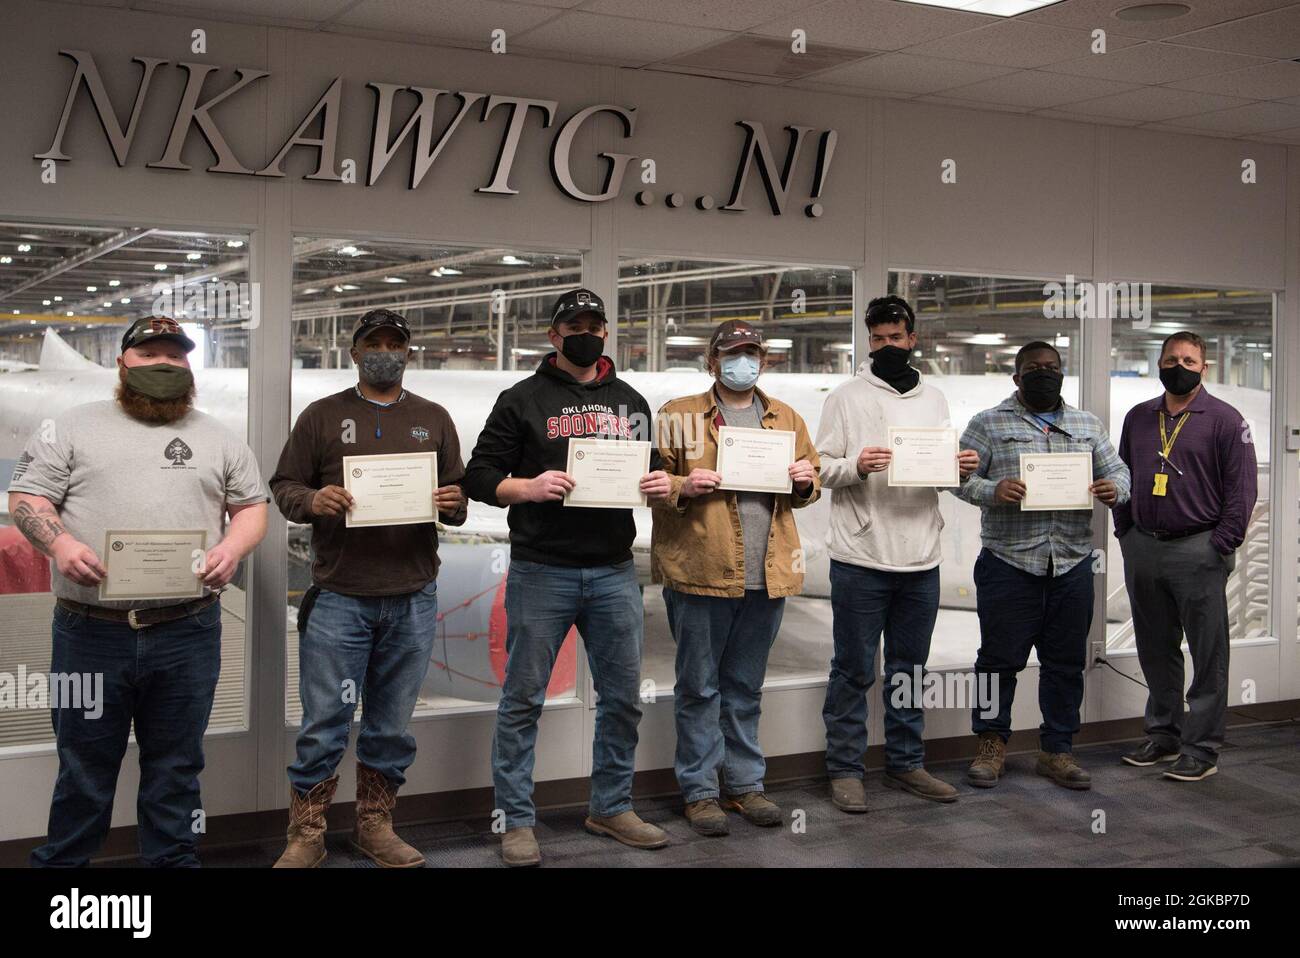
[35,50,838,216]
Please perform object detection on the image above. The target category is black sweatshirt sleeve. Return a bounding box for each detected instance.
[269,405,321,524]
[463,386,525,508]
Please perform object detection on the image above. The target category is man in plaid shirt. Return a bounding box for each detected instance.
[956,341,1130,791]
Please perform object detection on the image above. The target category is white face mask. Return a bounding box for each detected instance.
[719,353,760,390]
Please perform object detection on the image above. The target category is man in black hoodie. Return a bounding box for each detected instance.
[463,288,671,866]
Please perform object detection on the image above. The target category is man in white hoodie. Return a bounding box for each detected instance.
[816,296,978,811]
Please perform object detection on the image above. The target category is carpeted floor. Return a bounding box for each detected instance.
[170,721,1300,868]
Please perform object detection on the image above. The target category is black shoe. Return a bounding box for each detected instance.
[1121,740,1179,767]
[1162,755,1218,782]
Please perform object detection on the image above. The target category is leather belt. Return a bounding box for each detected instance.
[1137,524,1216,542]
[56,593,220,630]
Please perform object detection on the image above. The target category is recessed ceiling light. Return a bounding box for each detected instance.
[341,284,360,290]
[1115,3,1191,21]
[896,0,1069,16]
[501,255,528,265]
[86,285,97,292]
[53,295,62,302]
[120,298,131,304]
[16,243,31,252]
[382,276,406,283]
[102,300,112,307]
[226,240,244,248]
[108,279,120,287]
[0,256,11,264]
[187,252,202,261]
[154,263,167,271]
[42,299,50,306]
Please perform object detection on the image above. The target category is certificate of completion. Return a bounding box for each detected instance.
[887,426,959,487]
[1019,452,1093,511]
[343,452,437,528]
[564,438,651,509]
[716,426,794,494]
[99,530,207,602]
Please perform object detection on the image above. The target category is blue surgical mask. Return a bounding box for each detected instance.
[719,353,760,390]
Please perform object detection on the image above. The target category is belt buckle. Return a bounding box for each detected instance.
[127,609,142,630]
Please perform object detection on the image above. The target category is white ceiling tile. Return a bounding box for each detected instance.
[1164,4,1300,58]
[1032,108,1143,126]
[511,11,732,66]
[750,0,995,52]
[784,79,916,99]
[1020,0,1296,40]
[1039,40,1271,84]
[1256,125,1300,142]
[903,19,1141,69]
[1165,59,1300,99]
[1155,100,1300,133]
[336,0,558,42]
[1064,86,1253,120]
[802,51,1016,94]
[134,0,354,22]
[664,34,874,81]
[581,0,822,31]
[938,69,1140,108]
[912,94,1034,114]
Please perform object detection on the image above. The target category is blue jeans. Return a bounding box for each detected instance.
[31,600,222,868]
[823,560,939,776]
[493,559,643,828]
[288,581,438,793]
[971,549,1092,753]
[664,588,785,803]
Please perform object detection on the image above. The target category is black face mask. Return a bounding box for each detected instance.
[559,332,604,368]
[1159,364,1201,397]
[1019,368,1063,411]
[870,345,912,377]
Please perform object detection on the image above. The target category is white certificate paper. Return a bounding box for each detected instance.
[716,426,794,494]
[99,529,207,602]
[564,438,651,509]
[1019,452,1093,511]
[343,452,438,528]
[887,426,959,487]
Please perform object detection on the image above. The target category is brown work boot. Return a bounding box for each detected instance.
[349,764,425,867]
[721,791,783,827]
[584,810,669,849]
[884,768,959,804]
[501,827,542,867]
[1036,751,1092,790]
[967,732,1007,788]
[273,775,338,868]
[684,798,730,836]
[830,777,868,813]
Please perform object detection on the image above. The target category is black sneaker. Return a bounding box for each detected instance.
[1162,755,1218,782]
[1121,740,1179,767]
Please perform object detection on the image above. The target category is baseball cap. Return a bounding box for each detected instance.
[550,287,607,327]
[708,319,765,353]
[352,308,411,346]
[120,316,196,354]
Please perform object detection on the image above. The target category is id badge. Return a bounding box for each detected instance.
[1152,472,1168,497]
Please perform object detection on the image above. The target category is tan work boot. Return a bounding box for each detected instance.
[884,768,959,804]
[830,777,868,813]
[967,732,1007,788]
[685,798,730,836]
[501,827,542,867]
[584,810,669,849]
[721,791,783,826]
[273,775,339,868]
[1036,751,1092,790]
[349,764,425,868]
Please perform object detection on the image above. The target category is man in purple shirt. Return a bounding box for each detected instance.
[1113,331,1258,782]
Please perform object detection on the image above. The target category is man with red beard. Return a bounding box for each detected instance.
[7,316,268,867]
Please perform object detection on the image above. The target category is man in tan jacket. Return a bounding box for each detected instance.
[651,319,820,836]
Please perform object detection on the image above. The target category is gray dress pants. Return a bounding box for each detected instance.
[1119,528,1233,763]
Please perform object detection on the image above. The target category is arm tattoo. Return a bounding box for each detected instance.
[12,501,66,556]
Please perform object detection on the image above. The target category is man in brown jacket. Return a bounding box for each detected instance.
[269,308,467,868]
[651,319,820,836]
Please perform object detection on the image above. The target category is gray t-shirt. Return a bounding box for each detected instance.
[718,398,774,591]
[8,400,268,609]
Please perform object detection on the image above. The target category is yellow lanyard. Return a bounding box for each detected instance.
[1158,411,1189,463]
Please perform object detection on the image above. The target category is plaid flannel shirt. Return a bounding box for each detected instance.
[957,393,1130,577]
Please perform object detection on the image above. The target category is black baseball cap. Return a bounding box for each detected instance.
[550,287,607,326]
[352,308,411,346]
[708,319,765,353]
[120,316,196,354]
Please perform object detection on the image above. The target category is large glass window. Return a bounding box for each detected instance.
[1106,285,1274,649]
[285,239,582,723]
[619,257,854,694]
[0,221,251,746]
[888,270,1083,669]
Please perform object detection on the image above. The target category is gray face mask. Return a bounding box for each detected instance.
[358,350,406,388]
